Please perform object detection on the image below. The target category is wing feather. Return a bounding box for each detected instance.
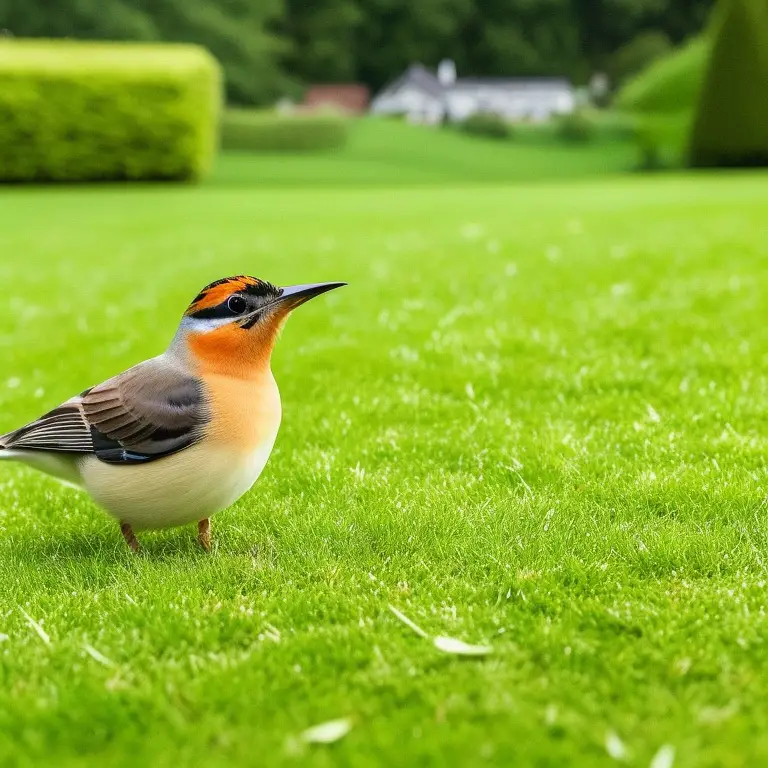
[1,357,210,465]
[82,358,209,463]
[1,403,93,452]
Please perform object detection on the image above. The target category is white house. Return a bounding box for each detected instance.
[370,61,576,124]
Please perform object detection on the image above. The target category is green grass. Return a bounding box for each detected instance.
[212,117,636,186]
[2,171,768,766]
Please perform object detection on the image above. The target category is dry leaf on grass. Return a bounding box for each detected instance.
[301,717,353,744]
[433,635,493,656]
[389,604,493,656]
[605,730,627,761]
[649,744,675,768]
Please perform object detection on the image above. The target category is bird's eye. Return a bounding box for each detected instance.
[227,295,247,314]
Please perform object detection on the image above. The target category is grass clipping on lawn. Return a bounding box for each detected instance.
[389,605,493,656]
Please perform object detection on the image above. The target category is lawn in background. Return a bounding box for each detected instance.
[1,172,768,766]
[212,117,637,186]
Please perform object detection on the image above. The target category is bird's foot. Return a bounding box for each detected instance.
[120,522,140,553]
[198,519,211,553]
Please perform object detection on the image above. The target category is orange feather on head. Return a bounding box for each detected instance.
[182,275,320,379]
[185,276,265,316]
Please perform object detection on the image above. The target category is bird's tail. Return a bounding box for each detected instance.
[0,439,83,488]
[0,435,19,460]
[0,437,13,459]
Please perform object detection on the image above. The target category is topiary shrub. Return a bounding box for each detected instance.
[615,36,709,116]
[221,110,348,152]
[458,113,511,140]
[689,0,768,167]
[0,40,221,183]
[555,111,595,143]
[593,111,638,141]
[610,31,673,86]
[614,35,710,168]
[634,114,691,171]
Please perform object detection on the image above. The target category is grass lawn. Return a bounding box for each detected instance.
[212,117,637,186]
[1,171,768,766]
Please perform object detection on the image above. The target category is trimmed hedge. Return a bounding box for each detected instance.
[458,113,511,140]
[221,110,348,152]
[555,111,596,143]
[0,40,221,182]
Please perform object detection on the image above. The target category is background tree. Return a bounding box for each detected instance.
[0,0,717,104]
[135,0,292,106]
[278,0,362,84]
[352,0,474,91]
[457,0,585,81]
[573,0,713,71]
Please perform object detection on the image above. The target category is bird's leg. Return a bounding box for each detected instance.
[198,518,211,552]
[120,522,140,553]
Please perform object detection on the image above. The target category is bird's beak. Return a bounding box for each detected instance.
[275,281,347,310]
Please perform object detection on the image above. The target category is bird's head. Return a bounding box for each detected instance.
[176,276,345,377]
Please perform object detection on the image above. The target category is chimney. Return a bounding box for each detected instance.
[437,59,457,87]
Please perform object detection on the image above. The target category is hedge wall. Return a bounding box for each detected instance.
[221,110,348,152]
[0,41,221,182]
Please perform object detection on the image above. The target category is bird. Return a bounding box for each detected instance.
[0,275,345,553]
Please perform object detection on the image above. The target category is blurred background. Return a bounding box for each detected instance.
[0,0,765,185]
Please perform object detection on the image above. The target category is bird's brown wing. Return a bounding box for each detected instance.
[0,401,93,453]
[0,357,210,465]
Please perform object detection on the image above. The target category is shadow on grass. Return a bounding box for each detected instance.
[3,526,211,564]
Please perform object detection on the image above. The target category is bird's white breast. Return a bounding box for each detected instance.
[78,435,278,531]
[79,366,283,530]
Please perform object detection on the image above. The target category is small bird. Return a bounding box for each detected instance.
[0,276,345,552]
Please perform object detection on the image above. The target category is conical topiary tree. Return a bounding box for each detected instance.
[689,0,768,167]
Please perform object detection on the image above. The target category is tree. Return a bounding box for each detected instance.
[0,0,156,39]
[0,0,291,105]
[689,0,768,167]
[353,0,474,90]
[458,0,585,81]
[278,0,361,84]
[572,0,713,72]
[0,0,719,102]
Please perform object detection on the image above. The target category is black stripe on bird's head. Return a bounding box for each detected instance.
[185,276,282,322]
[182,275,346,336]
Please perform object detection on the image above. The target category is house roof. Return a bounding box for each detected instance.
[379,63,445,99]
[454,77,571,88]
[375,66,573,100]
